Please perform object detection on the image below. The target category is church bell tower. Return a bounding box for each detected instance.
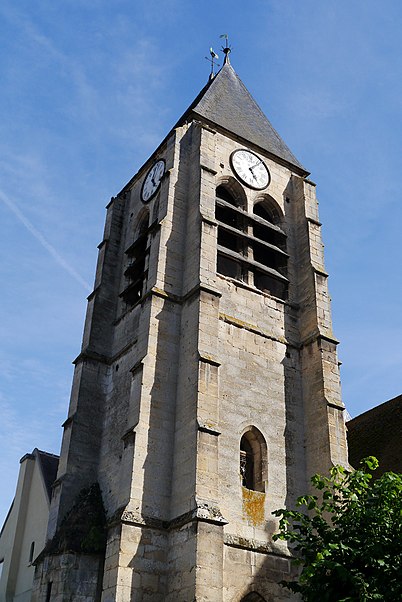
[33,51,349,602]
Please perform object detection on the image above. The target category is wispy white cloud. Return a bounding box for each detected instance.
[0,190,91,291]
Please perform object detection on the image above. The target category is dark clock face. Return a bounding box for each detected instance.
[141,159,165,203]
[230,149,270,190]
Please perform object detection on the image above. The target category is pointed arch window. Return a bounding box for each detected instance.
[215,186,288,300]
[240,427,267,492]
[120,212,149,305]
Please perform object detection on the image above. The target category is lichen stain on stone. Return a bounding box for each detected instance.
[242,487,265,526]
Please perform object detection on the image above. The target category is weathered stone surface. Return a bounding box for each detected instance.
[34,63,348,601]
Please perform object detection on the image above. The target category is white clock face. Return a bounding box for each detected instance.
[141,159,165,203]
[230,149,270,190]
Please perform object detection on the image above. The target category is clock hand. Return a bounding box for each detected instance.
[249,167,258,180]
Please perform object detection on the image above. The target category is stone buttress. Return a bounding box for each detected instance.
[32,59,348,602]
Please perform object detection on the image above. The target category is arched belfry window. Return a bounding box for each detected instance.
[215,184,247,281]
[240,427,267,492]
[252,200,288,300]
[120,211,149,305]
[215,186,288,300]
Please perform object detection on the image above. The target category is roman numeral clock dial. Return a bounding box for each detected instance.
[230,149,270,190]
[141,159,166,203]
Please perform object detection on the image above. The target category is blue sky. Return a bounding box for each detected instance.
[1,0,401,524]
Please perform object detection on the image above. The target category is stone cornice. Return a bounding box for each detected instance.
[116,500,228,532]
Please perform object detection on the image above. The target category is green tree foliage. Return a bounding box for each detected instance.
[272,458,402,601]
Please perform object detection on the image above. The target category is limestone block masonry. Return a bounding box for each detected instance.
[32,60,349,601]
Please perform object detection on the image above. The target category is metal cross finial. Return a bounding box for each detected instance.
[220,33,232,63]
[205,47,220,80]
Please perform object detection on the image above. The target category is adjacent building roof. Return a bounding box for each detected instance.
[177,59,307,174]
[16,448,59,503]
[35,449,59,501]
[347,394,402,477]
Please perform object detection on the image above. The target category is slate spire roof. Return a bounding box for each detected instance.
[178,60,307,174]
[120,58,308,196]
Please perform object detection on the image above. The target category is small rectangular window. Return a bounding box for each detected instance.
[29,541,35,564]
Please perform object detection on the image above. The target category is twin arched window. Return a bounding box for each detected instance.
[240,427,267,492]
[215,185,288,300]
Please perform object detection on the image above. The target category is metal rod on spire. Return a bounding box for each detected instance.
[205,47,220,80]
[220,33,232,63]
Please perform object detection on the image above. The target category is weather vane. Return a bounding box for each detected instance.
[220,33,232,62]
[205,47,220,79]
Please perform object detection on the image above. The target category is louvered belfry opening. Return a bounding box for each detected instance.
[121,212,149,305]
[216,184,246,281]
[215,186,288,300]
[251,201,288,300]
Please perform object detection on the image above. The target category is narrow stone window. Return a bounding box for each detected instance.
[240,436,255,489]
[45,582,52,602]
[28,541,35,563]
[240,427,267,492]
[121,212,149,305]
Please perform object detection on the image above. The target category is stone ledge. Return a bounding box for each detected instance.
[74,342,141,367]
[105,196,115,209]
[216,274,291,306]
[198,352,221,367]
[118,501,227,532]
[306,215,321,225]
[198,422,221,436]
[200,164,218,175]
[326,400,346,411]
[200,123,217,135]
[312,264,328,277]
[300,329,339,348]
[129,357,145,375]
[224,534,291,558]
[62,414,75,429]
[97,239,109,250]
[304,178,316,187]
[219,312,287,345]
[201,215,218,227]
[86,285,100,302]
[73,349,109,366]
[184,282,222,301]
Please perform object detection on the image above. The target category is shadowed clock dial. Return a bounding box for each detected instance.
[141,159,166,203]
[230,149,270,190]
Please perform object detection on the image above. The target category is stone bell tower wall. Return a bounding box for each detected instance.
[33,59,349,600]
